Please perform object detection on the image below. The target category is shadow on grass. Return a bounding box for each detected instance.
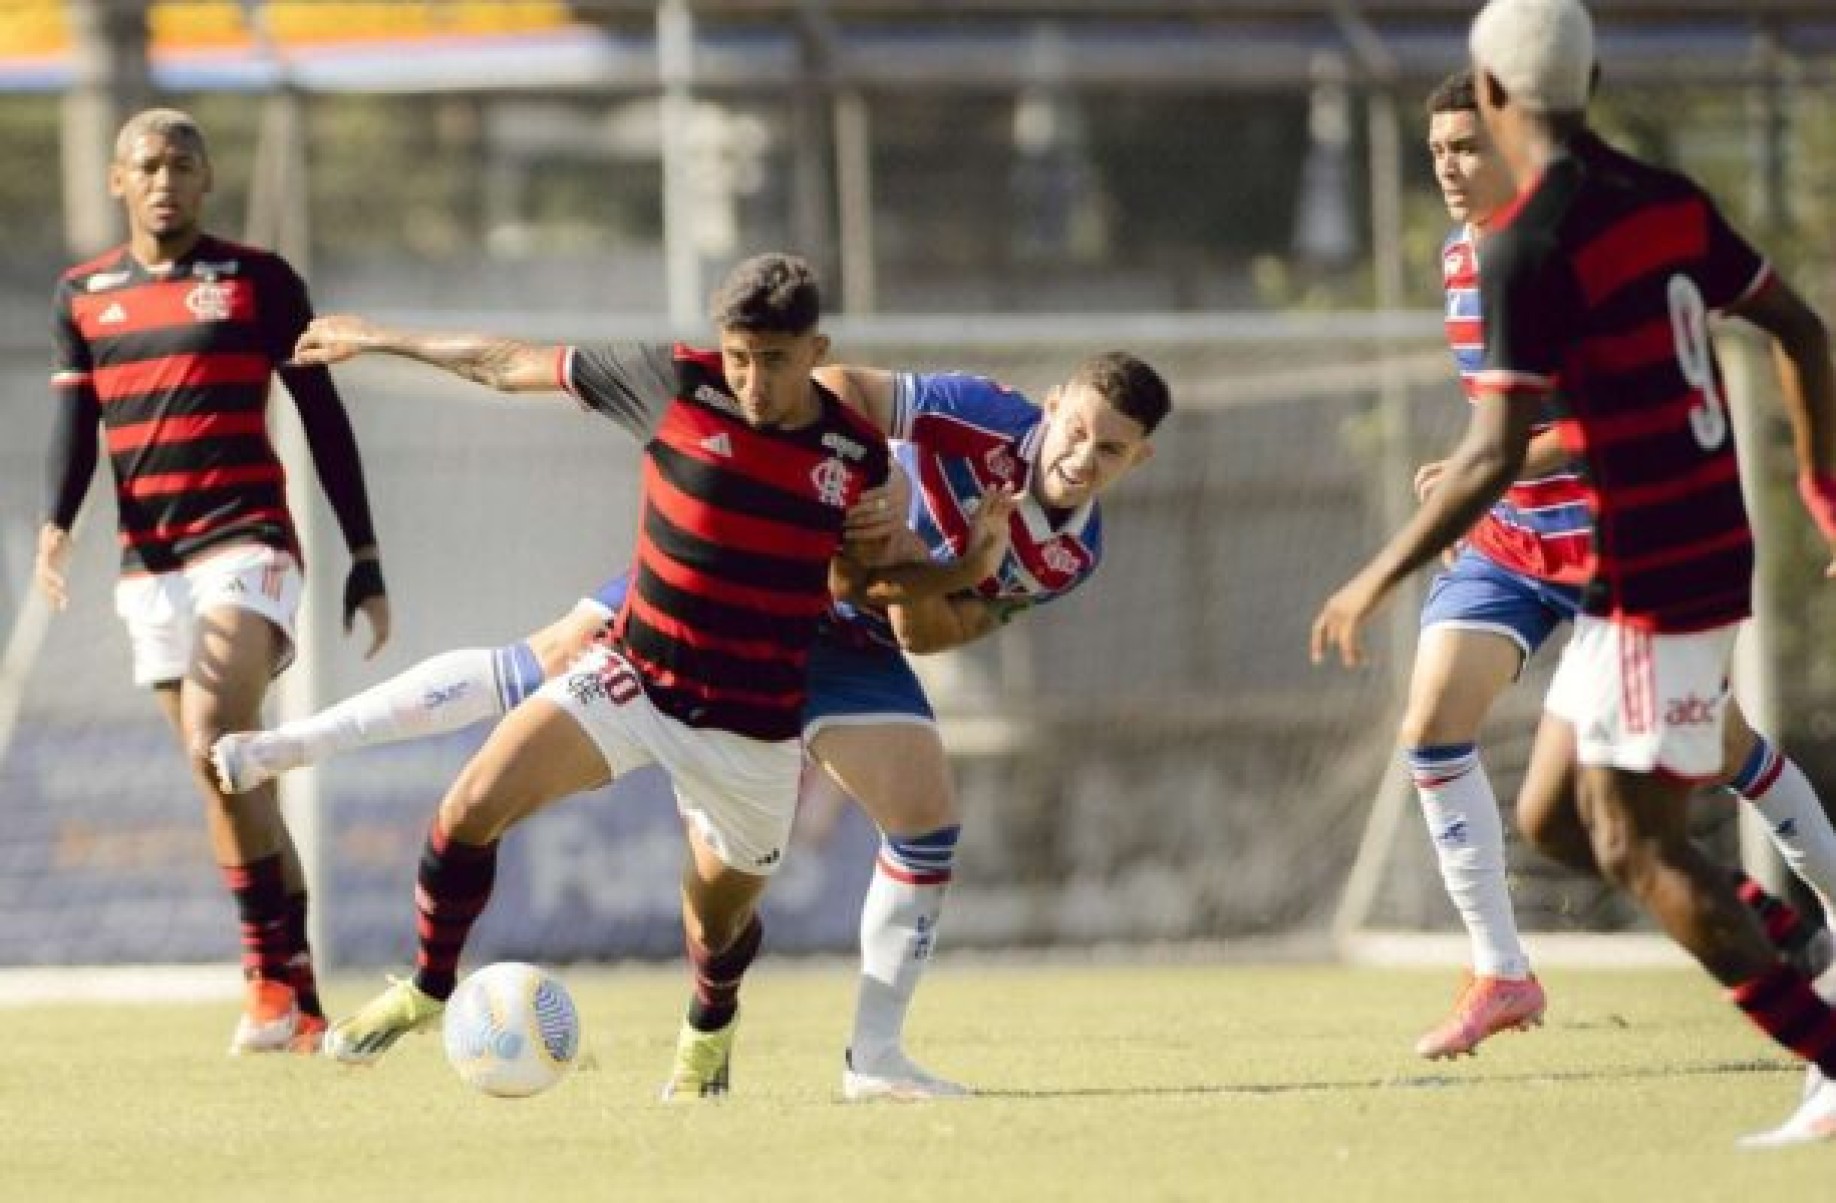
[974,1058,1796,1101]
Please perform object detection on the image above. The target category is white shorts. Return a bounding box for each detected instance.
[540,645,802,875]
[113,543,301,687]
[1544,615,1736,782]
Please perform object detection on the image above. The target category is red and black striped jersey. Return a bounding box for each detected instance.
[51,235,316,573]
[1475,132,1772,632]
[562,343,890,741]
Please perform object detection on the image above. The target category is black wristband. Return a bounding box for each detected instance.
[342,559,386,629]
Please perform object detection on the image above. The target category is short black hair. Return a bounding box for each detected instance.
[1070,351,1172,435]
[1426,70,1477,117]
[709,253,822,334]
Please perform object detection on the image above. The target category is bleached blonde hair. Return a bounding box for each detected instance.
[1469,0,1595,114]
[113,108,209,164]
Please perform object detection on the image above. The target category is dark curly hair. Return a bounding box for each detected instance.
[709,253,822,334]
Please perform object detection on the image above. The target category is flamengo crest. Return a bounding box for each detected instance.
[184,281,234,321]
[810,457,853,507]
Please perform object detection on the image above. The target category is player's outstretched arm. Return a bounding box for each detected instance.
[293,315,566,394]
[1731,280,1836,575]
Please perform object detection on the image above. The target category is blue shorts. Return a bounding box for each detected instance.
[1419,548,1582,662]
[802,632,935,737]
[585,574,628,617]
[584,573,933,736]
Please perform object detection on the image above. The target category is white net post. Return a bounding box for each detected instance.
[246,68,337,968]
[1724,327,1789,895]
[1331,74,1421,951]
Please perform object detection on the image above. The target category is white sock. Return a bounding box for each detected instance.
[850,826,959,1070]
[1731,740,1836,923]
[1406,744,1531,979]
[263,646,534,770]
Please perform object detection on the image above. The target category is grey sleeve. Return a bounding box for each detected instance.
[562,341,676,441]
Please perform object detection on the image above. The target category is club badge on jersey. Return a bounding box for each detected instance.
[811,456,854,508]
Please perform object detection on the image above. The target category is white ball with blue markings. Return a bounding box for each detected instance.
[442,962,581,1098]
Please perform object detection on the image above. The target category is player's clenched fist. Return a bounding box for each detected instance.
[292,314,380,366]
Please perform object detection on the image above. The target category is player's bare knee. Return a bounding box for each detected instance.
[872,792,959,836]
[1396,707,1437,750]
[439,768,517,843]
[1397,697,1480,750]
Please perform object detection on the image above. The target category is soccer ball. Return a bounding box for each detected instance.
[442,962,581,1098]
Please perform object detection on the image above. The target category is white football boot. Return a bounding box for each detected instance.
[842,1047,971,1102]
[1738,1068,1836,1149]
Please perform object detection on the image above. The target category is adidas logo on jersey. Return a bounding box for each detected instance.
[699,432,734,457]
[98,302,127,325]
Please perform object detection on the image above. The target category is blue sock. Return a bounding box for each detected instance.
[492,642,545,712]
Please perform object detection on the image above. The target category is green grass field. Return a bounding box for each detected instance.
[4,962,1830,1202]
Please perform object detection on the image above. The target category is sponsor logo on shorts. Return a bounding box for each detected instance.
[566,668,610,708]
[570,653,644,708]
[753,847,782,869]
[1664,694,1719,727]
